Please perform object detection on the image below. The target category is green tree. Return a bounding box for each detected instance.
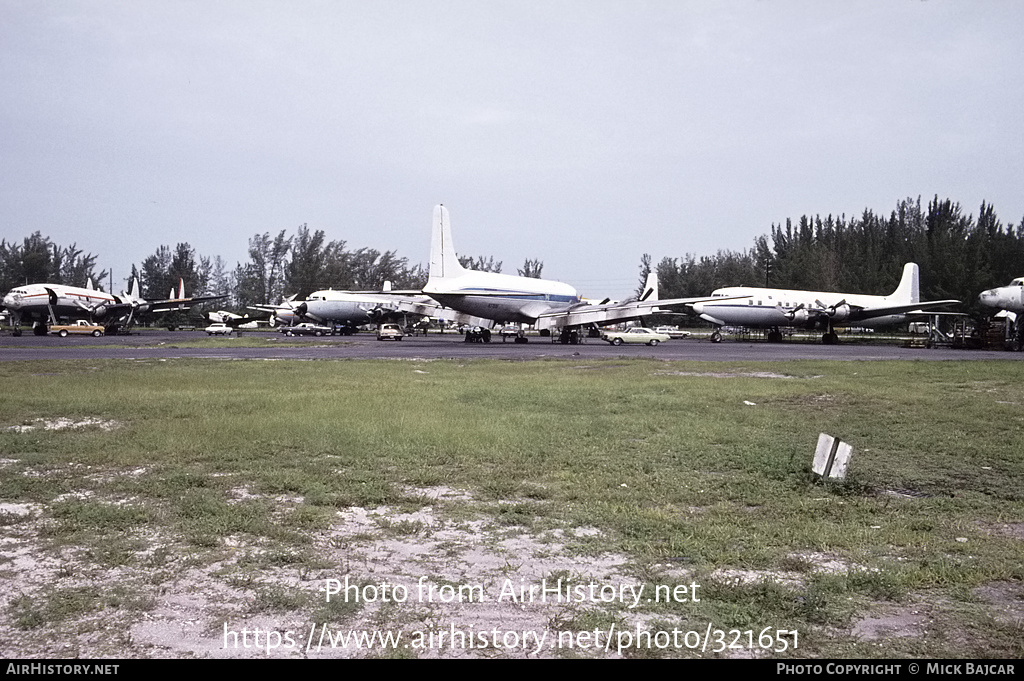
[517,258,544,278]
[458,255,502,273]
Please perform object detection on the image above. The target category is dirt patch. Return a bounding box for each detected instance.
[6,418,122,433]
[975,522,1024,540]
[711,552,876,589]
[0,488,643,659]
[973,582,1024,625]
[653,371,815,379]
[852,605,930,640]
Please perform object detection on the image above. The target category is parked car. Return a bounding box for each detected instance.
[280,323,333,336]
[376,323,404,341]
[49,320,105,337]
[601,327,671,346]
[653,326,691,339]
[204,323,234,336]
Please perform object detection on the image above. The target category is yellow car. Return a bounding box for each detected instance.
[600,327,671,346]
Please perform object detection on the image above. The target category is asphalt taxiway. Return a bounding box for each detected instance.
[1,331,1020,362]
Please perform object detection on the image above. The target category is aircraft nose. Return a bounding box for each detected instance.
[978,289,998,306]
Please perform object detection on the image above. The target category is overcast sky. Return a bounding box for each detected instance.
[2,1,1022,298]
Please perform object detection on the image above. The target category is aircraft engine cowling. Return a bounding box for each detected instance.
[828,304,851,322]
[367,306,388,321]
[90,295,124,321]
[789,309,812,325]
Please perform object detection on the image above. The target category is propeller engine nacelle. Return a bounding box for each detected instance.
[778,304,811,325]
[827,304,851,322]
[790,308,812,324]
[367,306,389,321]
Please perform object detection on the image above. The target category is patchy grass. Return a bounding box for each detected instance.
[0,358,1021,658]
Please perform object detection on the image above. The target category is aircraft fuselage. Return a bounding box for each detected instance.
[978,278,1024,313]
[2,284,119,325]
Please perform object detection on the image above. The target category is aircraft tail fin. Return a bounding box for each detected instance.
[640,271,659,302]
[428,204,468,281]
[891,263,920,304]
[123,277,140,302]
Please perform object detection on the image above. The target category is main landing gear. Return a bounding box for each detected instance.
[463,327,492,343]
[557,328,583,344]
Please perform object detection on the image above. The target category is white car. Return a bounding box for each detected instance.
[376,323,404,341]
[204,323,233,336]
[601,327,671,346]
[654,326,691,339]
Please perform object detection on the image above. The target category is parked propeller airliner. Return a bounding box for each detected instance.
[2,278,225,335]
[978,276,1024,350]
[691,263,959,344]
[978,277,1024,315]
[421,204,743,342]
[250,283,489,332]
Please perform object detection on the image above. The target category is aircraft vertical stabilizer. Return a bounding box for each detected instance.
[640,271,659,302]
[890,263,920,304]
[429,204,468,281]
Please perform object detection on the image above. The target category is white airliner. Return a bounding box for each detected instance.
[2,278,225,336]
[978,277,1024,350]
[251,283,490,332]
[201,310,270,328]
[978,277,1024,314]
[293,283,413,329]
[250,290,391,331]
[421,204,739,342]
[691,263,959,344]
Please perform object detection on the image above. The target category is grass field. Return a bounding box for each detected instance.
[0,357,1021,659]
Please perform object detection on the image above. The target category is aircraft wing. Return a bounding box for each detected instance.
[847,299,960,321]
[537,295,749,328]
[380,296,492,327]
[248,304,285,314]
[142,293,228,313]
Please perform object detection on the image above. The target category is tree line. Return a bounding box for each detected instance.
[5,195,1020,315]
[1,221,547,312]
[644,196,1024,315]
[0,233,109,295]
